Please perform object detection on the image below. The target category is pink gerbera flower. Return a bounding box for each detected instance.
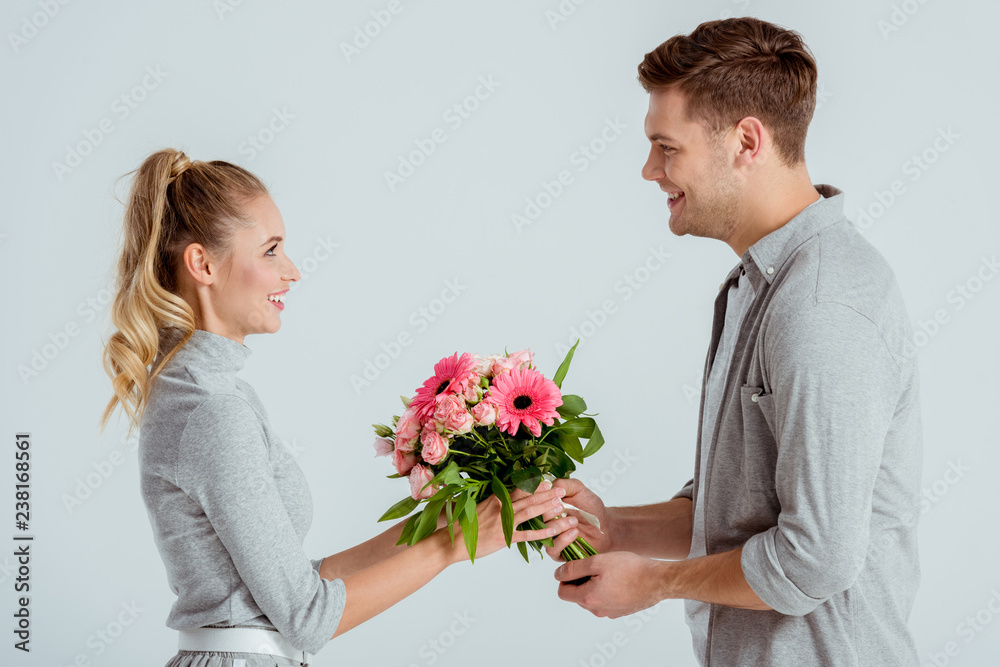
[409,352,479,420]
[487,366,563,438]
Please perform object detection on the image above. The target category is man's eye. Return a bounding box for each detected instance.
[660,145,674,154]
[266,244,277,256]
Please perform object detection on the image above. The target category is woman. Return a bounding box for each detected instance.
[98,148,579,667]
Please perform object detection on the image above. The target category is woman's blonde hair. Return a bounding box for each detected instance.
[98,148,268,437]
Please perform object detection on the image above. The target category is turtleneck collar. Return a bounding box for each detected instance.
[155,327,251,374]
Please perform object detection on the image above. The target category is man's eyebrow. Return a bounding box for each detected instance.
[648,133,679,143]
[259,235,283,247]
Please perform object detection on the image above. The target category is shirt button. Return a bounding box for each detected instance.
[751,392,759,402]
[766,266,774,275]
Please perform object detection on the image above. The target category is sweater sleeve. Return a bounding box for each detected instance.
[177,394,345,654]
[740,300,902,616]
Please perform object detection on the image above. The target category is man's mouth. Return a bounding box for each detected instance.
[667,191,685,210]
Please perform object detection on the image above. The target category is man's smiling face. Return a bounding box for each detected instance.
[641,86,744,244]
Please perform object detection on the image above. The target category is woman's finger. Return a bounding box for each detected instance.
[512,515,578,543]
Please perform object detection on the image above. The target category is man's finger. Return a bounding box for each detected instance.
[554,555,599,582]
[512,516,577,543]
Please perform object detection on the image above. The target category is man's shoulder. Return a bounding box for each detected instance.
[764,221,916,366]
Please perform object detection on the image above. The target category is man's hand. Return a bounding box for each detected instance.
[553,552,665,618]
[542,478,614,560]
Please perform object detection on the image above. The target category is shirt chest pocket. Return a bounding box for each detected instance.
[739,384,779,492]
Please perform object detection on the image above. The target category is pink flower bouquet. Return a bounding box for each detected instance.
[372,341,603,562]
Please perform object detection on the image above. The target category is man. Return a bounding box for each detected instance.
[547,16,923,666]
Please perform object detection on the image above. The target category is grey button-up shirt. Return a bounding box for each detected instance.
[673,184,923,666]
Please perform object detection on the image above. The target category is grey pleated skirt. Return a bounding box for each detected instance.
[163,650,308,667]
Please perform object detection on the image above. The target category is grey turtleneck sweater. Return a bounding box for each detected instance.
[138,327,345,655]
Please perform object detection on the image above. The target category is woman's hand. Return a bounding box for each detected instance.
[542,478,614,560]
[449,481,578,563]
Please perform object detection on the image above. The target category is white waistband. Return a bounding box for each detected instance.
[178,626,313,665]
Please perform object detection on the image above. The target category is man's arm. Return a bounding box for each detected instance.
[552,546,770,618]
[545,479,693,560]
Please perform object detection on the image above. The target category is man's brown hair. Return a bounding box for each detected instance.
[637,17,817,166]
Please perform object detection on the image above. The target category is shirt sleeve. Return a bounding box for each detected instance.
[740,300,903,616]
[177,394,345,653]
[671,478,694,501]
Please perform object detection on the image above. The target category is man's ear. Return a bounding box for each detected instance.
[733,116,766,166]
[182,243,217,286]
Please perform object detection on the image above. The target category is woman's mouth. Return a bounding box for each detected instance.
[267,290,287,311]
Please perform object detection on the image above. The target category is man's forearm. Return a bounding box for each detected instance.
[655,546,771,610]
[609,497,692,559]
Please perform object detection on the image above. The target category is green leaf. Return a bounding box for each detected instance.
[535,444,577,479]
[490,475,514,547]
[396,513,419,546]
[459,506,478,563]
[555,394,586,419]
[400,395,411,408]
[464,491,477,522]
[378,495,419,522]
[510,466,543,493]
[429,461,463,487]
[560,417,596,439]
[582,422,606,459]
[411,497,446,544]
[516,540,530,563]
[445,499,455,545]
[555,430,585,464]
[552,340,580,389]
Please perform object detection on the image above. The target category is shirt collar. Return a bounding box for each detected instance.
[723,184,845,292]
[155,327,252,374]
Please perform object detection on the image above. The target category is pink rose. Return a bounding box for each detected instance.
[490,356,517,376]
[393,448,418,475]
[508,349,533,370]
[420,429,449,465]
[394,408,421,451]
[445,409,474,434]
[471,400,497,426]
[472,354,495,376]
[373,436,393,457]
[434,394,465,422]
[409,464,436,500]
[462,379,483,404]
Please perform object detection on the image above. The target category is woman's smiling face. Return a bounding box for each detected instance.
[195,194,301,343]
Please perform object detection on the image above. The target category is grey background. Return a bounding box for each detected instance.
[2,0,998,665]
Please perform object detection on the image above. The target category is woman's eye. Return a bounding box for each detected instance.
[266,244,278,256]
